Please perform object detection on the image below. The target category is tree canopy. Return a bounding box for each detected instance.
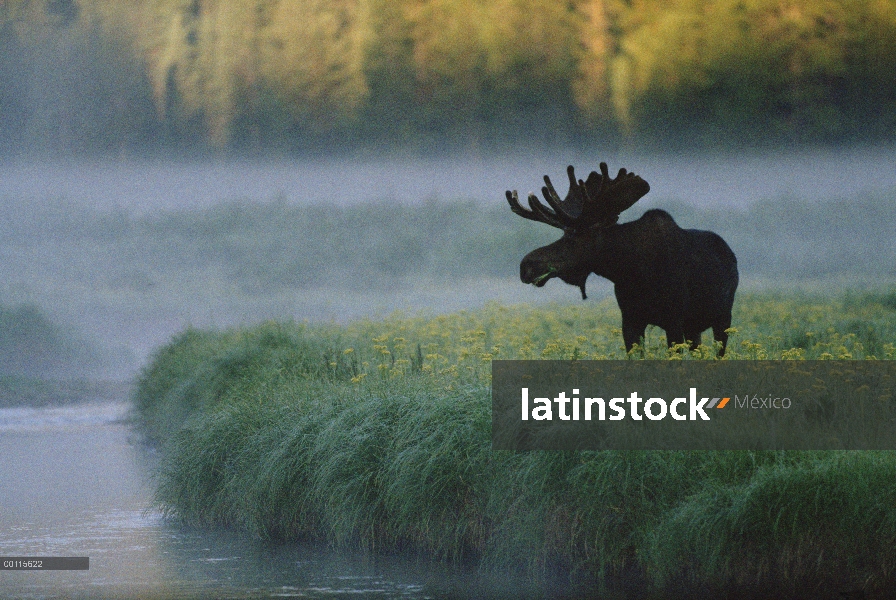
[2,0,894,155]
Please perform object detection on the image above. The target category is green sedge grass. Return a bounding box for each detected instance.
[136,291,896,594]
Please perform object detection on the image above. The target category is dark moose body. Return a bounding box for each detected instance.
[507,163,738,354]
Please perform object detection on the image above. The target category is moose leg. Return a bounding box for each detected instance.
[622,320,647,353]
[684,331,702,351]
[663,323,687,350]
[712,317,732,356]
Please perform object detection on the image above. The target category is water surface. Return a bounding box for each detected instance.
[0,400,571,599]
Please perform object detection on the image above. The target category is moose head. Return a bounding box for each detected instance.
[507,163,650,301]
[506,163,738,355]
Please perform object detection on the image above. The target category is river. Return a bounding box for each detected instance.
[0,400,572,599]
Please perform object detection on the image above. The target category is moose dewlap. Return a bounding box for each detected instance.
[506,163,738,355]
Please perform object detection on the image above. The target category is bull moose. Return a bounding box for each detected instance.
[506,163,738,355]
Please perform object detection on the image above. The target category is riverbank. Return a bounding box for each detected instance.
[134,291,896,598]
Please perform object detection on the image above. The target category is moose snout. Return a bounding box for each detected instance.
[520,258,538,284]
[520,260,536,283]
[520,257,554,286]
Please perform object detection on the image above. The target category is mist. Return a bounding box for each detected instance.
[2,146,896,212]
[0,147,894,381]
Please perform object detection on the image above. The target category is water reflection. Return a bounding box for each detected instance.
[3,505,442,598]
[0,401,563,599]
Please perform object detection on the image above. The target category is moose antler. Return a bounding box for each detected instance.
[577,162,651,226]
[506,165,581,228]
[506,163,650,229]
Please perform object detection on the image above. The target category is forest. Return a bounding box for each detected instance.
[2,0,895,155]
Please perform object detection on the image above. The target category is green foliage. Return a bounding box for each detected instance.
[393,0,581,144]
[646,451,896,592]
[611,0,896,146]
[136,292,896,594]
[4,0,896,153]
[133,321,360,442]
[137,0,369,149]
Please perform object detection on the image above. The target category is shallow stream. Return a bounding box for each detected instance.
[0,400,565,599]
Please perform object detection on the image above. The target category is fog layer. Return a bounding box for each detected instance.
[2,147,896,213]
[1,149,894,380]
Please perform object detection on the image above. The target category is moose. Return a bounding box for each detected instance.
[506,163,738,355]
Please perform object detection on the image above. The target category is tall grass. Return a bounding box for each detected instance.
[135,292,896,596]
[646,451,896,592]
